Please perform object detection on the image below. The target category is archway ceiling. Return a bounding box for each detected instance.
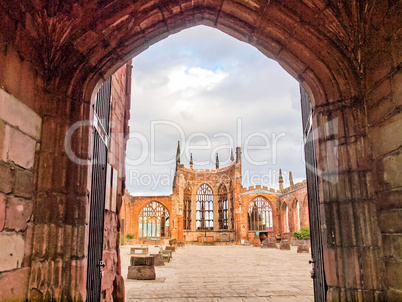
[0,0,388,103]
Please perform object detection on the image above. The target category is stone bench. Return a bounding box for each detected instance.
[279,240,291,250]
[127,255,155,280]
[165,246,176,252]
[130,246,149,255]
[150,253,164,266]
[159,250,172,263]
[297,244,310,253]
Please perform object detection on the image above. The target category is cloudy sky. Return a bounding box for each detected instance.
[125,26,306,196]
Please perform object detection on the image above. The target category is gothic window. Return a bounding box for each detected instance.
[247,196,273,231]
[183,186,191,230]
[218,184,228,229]
[296,200,300,230]
[139,201,169,238]
[196,184,214,230]
[285,204,290,232]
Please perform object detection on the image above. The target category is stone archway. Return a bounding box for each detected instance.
[0,1,400,301]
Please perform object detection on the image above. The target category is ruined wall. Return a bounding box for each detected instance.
[241,185,281,242]
[122,164,308,245]
[177,163,238,242]
[121,195,173,242]
[279,184,309,235]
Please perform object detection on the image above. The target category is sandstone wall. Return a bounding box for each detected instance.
[0,88,41,301]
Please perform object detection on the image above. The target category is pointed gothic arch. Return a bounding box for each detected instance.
[183,184,192,231]
[196,183,214,230]
[247,196,273,232]
[218,183,229,230]
[139,201,170,238]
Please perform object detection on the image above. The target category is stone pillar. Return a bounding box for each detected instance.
[29,91,92,301]
[314,99,384,300]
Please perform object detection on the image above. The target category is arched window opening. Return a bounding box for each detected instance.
[139,201,169,238]
[285,204,290,233]
[196,184,213,230]
[248,196,273,231]
[183,186,192,230]
[296,200,300,231]
[218,184,228,230]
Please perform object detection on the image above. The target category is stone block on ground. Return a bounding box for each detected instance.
[127,266,155,280]
[297,244,310,253]
[165,246,176,252]
[150,253,164,266]
[280,240,291,250]
[177,242,185,247]
[130,247,148,255]
[268,236,276,243]
[159,250,171,262]
[130,255,154,266]
[169,239,177,246]
[261,239,277,249]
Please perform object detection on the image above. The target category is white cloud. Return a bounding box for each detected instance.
[167,65,228,94]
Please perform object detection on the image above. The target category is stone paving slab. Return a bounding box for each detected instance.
[122,245,314,302]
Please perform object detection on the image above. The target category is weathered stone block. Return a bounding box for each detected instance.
[0,193,5,231]
[261,242,277,249]
[130,256,154,266]
[4,126,36,169]
[385,259,402,290]
[130,247,148,255]
[297,244,310,253]
[0,88,42,140]
[370,112,402,156]
[0,232,25,271]
[383,152,402,189]
[378,210,402,233]
[5,196,33,231]
[0,267,30,301]
[0,162,14,194]
[279,240,291,250]
[127,266,155,280]
[14,167,34,198]
[150,253,164,266]
[0,119,5,159]
[165,246,176,252]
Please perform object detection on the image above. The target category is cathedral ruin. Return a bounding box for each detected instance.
[122,144,309,245]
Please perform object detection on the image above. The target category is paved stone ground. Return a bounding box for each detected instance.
[122,244,314,302]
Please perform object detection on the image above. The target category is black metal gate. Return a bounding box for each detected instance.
[86,77,112,301]
[300,86,327,301]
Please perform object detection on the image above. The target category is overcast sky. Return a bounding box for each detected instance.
[125,26,306,196]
